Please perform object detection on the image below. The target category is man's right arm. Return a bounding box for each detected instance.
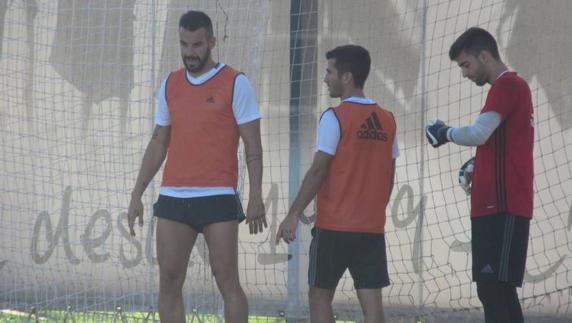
[127,125,170,235]
[276,109,338,244]
[131,125,171,198]
[275,151,333,244]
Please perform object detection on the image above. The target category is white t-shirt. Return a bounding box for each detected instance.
[316,97,400,158]
[156,63,261,198]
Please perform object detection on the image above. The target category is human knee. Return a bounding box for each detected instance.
[211,265,240,291]
[159,265,186,290]
[309,288,333,307]
[357,292,383,319]
[478,281,512,301]
[477,281,498,305]
[476,282,487,304]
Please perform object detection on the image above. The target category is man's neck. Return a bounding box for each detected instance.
[341,88,365,101]
[189,60,217,78]
[488,62,509,85]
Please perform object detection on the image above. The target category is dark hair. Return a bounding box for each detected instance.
[325,45,371,89]
[449,27,500,60]
[179,10,213,37]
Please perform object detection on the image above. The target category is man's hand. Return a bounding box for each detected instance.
[275,214,299,244]
[127,197,144,236]
[245,197,267,234]
[425,118,451,148]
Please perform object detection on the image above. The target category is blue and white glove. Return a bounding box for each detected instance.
[425,118,451,148]
[459,157,475,195]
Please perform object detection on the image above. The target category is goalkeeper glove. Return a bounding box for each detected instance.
[425,118,451,148]
[459,157,475,195]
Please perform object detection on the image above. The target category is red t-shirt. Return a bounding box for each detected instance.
[471,72,534,218]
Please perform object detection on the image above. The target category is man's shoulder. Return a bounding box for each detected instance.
[218,64,243,78]
[221,63,238,72]
[166,68,185,80]
[168,67,186,75]
[162,68,186,91]
[490,72,530,98]
[498,72,530,88]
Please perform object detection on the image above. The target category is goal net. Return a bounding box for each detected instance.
[0,0,571,322]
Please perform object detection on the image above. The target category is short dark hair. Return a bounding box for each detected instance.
[179,10,213,37]
[449,27,500,61]
[325,45,371,89]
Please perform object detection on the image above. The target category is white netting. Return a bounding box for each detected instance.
[1,0,571,322]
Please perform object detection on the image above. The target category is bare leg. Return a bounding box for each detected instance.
[156,218,198,323]
[203,220,248,323]
[356,288,385,323]
[309,286,336,323]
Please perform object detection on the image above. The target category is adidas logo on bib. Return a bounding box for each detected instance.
[357,112,388,141]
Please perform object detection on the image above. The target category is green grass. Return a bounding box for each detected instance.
[0,310,357,322]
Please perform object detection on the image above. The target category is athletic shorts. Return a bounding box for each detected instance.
[308,227,390,290]
[471,213,530,287]
[153,194,245,233]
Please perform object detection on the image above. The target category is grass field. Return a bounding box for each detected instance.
[1,308,569,322]
[0,309,359,323]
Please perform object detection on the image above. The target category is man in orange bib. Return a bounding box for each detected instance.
[127,10,266,323]
[276,45,399,323]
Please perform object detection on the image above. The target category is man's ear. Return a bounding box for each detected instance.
[208,36,217,50]
[341,71,353,86]
[478,50,492,64]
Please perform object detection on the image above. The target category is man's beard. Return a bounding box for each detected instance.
[473,62,488,86]
[474,72,487,86]
[328,83,342,98]
[184,48,211,73]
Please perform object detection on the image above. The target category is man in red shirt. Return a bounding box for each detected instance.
[426,27,533,323]
[276,45,399,323]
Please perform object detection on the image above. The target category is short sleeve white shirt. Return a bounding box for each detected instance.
[316,97,400,158]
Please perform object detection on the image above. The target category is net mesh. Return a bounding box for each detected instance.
[1,0,571,322]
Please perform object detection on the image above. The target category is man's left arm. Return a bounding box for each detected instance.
[425,112,501,147]
[239,119,267,234]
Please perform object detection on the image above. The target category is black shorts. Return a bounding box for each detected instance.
[153,194,245,233]
[471,213,530,287]
[308,227,390,290]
